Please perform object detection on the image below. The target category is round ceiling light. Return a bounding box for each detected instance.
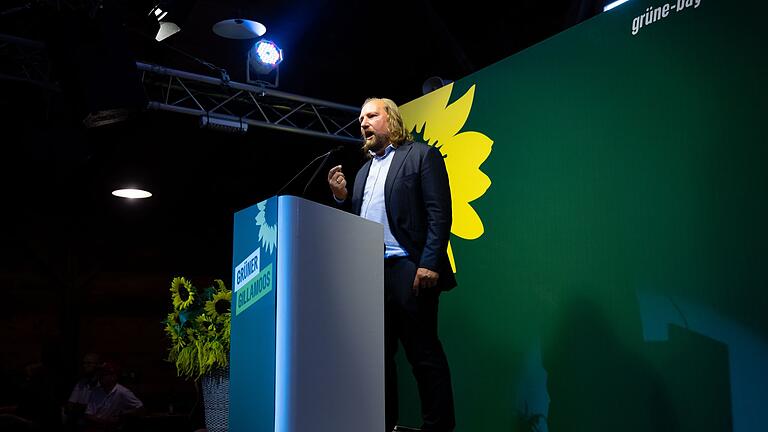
[213,19,266,39]
[112,189,153,199]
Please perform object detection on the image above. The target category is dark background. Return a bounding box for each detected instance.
[1,0,608,429]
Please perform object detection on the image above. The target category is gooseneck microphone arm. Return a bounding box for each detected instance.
[302,146,343,197]
[275,146,344,197]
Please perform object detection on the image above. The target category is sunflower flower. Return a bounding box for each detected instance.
[170,276,196,310]
[204,290,232,321]
[164,313,182,341]
[164,276,232,380]
[214,278,227,293]
[196,315,217,336]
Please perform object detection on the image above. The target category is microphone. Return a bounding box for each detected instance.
[302,146,344,196]
[275,146,344,197]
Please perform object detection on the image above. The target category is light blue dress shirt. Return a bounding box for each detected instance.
[360,145,408,258]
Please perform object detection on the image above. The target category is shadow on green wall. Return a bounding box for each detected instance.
[543,296,676,432]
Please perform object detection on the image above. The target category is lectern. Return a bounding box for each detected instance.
[230,195,384,432]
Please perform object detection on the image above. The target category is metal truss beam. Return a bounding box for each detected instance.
[137,62,362,144]
[0,33,58,91]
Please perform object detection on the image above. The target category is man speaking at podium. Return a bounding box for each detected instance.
[328,98,456,432]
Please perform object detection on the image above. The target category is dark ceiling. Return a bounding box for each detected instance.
[0,0,606,310]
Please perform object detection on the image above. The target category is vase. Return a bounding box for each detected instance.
[201,367,230,432]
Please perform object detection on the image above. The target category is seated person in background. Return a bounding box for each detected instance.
[83,362,144,432]
[64,353,101,428]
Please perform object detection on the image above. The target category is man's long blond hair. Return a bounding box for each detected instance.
[363,97,413,146]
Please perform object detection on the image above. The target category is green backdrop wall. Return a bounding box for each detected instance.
[398,0,767,430]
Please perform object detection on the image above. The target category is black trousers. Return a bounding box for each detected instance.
[384,257,455,432]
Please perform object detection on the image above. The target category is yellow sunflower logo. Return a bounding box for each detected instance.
[400,83,493,272]
[255,200,277,255]
[170,276,196,310]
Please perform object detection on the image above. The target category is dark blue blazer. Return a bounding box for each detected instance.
[351,141,457,291]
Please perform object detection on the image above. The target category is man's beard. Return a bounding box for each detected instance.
[362,132,389,154]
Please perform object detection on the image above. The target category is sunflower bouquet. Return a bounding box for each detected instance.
[164,277,232,380]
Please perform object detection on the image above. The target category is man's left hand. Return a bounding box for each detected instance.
[413,268,439,295]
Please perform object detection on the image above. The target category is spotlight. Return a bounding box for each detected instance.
[251,39,282,72]
[156,22,181,41]
[148,5,179,41]
[247,39,282,87]
[148,1,197,41]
